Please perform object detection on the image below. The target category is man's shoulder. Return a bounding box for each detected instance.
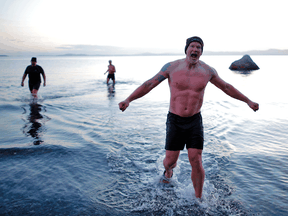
[36,65,44,72]
[25,65,32,72]
[164,59,185,71]
[199,61,216,73]
[170,58,185,66]
[199,60,210,68]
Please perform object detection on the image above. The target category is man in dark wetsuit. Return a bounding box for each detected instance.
[21,57,46,98]
[104,60,116,85]
[118,36,259,199]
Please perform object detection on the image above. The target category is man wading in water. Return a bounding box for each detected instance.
[104,60,116,85]
[21,57,46,98]
[118,36,259,198]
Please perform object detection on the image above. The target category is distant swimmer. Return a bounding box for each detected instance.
[21,57,46,98]
[104,60,116,85]
[119,36,259,199]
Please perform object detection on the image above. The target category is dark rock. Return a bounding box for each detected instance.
[229,55,259,71]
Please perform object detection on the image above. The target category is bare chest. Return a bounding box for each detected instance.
[169,69,211,92]
[108,65,115,71]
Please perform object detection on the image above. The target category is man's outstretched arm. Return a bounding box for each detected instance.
[210,68,259,111]
[119,63,170,112]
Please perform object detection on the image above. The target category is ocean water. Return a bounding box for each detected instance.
[0,55,287,215]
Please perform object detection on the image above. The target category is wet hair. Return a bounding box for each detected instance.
[31,57,37,62]
[184,36,204,54]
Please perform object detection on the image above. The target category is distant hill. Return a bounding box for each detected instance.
[204,49,288,55]
[59,54,88,56]
[69,49,288,56]
[136,50,288,56]
[57,49,288,57]
[4,49,288,57]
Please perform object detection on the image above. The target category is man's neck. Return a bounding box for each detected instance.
[186,59,199,69]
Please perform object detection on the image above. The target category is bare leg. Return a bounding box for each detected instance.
[107,78,109,85]
[188,148,205,198]
[163,150,180,178]
[113,79,115,85]
[31,89,38,98]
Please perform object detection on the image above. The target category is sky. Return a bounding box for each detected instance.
[0,0,287,56]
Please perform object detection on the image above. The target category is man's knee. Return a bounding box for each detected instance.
[188,149,203,167]
[189,158,202,168]
[163,150,180,167]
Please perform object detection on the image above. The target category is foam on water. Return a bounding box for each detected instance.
[103,140,250,215]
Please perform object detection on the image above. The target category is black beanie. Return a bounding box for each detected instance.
[184,36,204,54]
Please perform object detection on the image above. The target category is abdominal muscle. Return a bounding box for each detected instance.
[169,90,204,117]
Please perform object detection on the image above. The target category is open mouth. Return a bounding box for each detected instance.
[190,53,197,58]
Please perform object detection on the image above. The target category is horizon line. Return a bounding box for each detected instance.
[1,48,288,57]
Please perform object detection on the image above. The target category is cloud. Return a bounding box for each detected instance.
[9,39,25,43]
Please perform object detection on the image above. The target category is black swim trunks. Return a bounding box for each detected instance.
[29,82,41,92]
[107,74,115,80]
[165,112,204,151]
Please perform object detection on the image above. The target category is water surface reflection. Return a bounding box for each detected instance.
[107,84,115,98]
[22,102,49,145]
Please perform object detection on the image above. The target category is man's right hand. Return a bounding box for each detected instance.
[119,100,129,112]
[248,100,259,112]
[21,82,24,87]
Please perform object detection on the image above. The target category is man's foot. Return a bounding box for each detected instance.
[160,170,173,184]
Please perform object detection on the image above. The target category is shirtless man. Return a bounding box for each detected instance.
[21,57,46,98]
[118,36,259,198]
[104,60,116,85]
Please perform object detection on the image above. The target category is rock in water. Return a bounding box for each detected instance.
[229,55,259,71]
